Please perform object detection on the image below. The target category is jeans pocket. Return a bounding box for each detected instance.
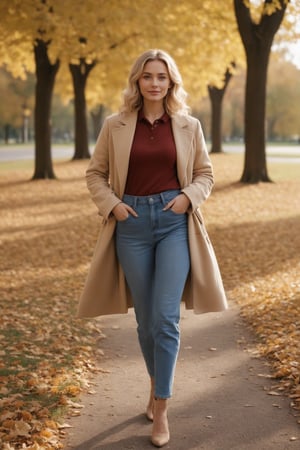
[117,214,130,222]
[169,208,185,216]
[161,208,187,230]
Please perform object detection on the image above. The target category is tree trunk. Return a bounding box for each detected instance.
[69,59,96,159]
[32,39,59,180]
[4,124,10,144]
[208,68,233,153]
[243,46,271,182]
[234,0,287,183]
[267,116,277,141]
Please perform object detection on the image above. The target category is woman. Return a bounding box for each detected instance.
[78,49,227,447]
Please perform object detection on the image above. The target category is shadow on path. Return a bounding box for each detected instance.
[65,308,299,450]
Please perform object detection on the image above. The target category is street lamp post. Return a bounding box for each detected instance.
[22,103,31,143]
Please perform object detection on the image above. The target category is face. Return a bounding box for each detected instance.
[138,59,171,104]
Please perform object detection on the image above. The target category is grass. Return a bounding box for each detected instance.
[268,161,300,180]
[0,159,34,172]
[0,158,72,172]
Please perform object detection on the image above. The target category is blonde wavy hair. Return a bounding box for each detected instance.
[120,49,189,116]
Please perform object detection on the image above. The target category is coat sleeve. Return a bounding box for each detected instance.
[181,118,214,212]
[86,116,122,220]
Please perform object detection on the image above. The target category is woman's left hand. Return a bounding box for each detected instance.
[163,193,191,214]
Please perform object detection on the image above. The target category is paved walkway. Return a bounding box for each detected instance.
[65,304,299,450]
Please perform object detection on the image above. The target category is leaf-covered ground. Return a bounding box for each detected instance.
[0,154,299,448]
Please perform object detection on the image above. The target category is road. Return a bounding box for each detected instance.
[0,144,74,162]
[0,143,300,163]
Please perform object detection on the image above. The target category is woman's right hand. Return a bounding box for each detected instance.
[112,202,138,221]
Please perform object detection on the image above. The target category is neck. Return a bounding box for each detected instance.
[143,102,165,123]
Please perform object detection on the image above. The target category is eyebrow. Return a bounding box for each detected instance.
[142,71,168,75]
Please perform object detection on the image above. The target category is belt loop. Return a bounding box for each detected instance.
[134,197,137,208]
[160,192,165,204]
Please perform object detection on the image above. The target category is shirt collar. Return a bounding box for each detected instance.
[138,109,170,123]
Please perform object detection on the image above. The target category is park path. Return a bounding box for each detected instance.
[64,303,299,450]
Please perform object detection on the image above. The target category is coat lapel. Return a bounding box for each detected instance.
[171,114,194,187]
[111,112,137,197]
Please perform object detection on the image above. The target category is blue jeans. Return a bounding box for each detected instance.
[116,189,190,398]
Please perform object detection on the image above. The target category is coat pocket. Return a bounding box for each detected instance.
[192,208,210,243]
[187,212,228,312]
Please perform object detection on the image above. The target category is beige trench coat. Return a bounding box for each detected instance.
[77,112,228,318]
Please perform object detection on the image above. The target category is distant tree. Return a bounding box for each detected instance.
[90,105,107,141]
[208,66,234,153]
[267,58,300,140]
[0,69,34,142]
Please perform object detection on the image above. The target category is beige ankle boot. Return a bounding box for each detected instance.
[146,377,155,421]
[151,398,170,447]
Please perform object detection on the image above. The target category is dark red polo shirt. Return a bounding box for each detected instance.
[124,110,180,195]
